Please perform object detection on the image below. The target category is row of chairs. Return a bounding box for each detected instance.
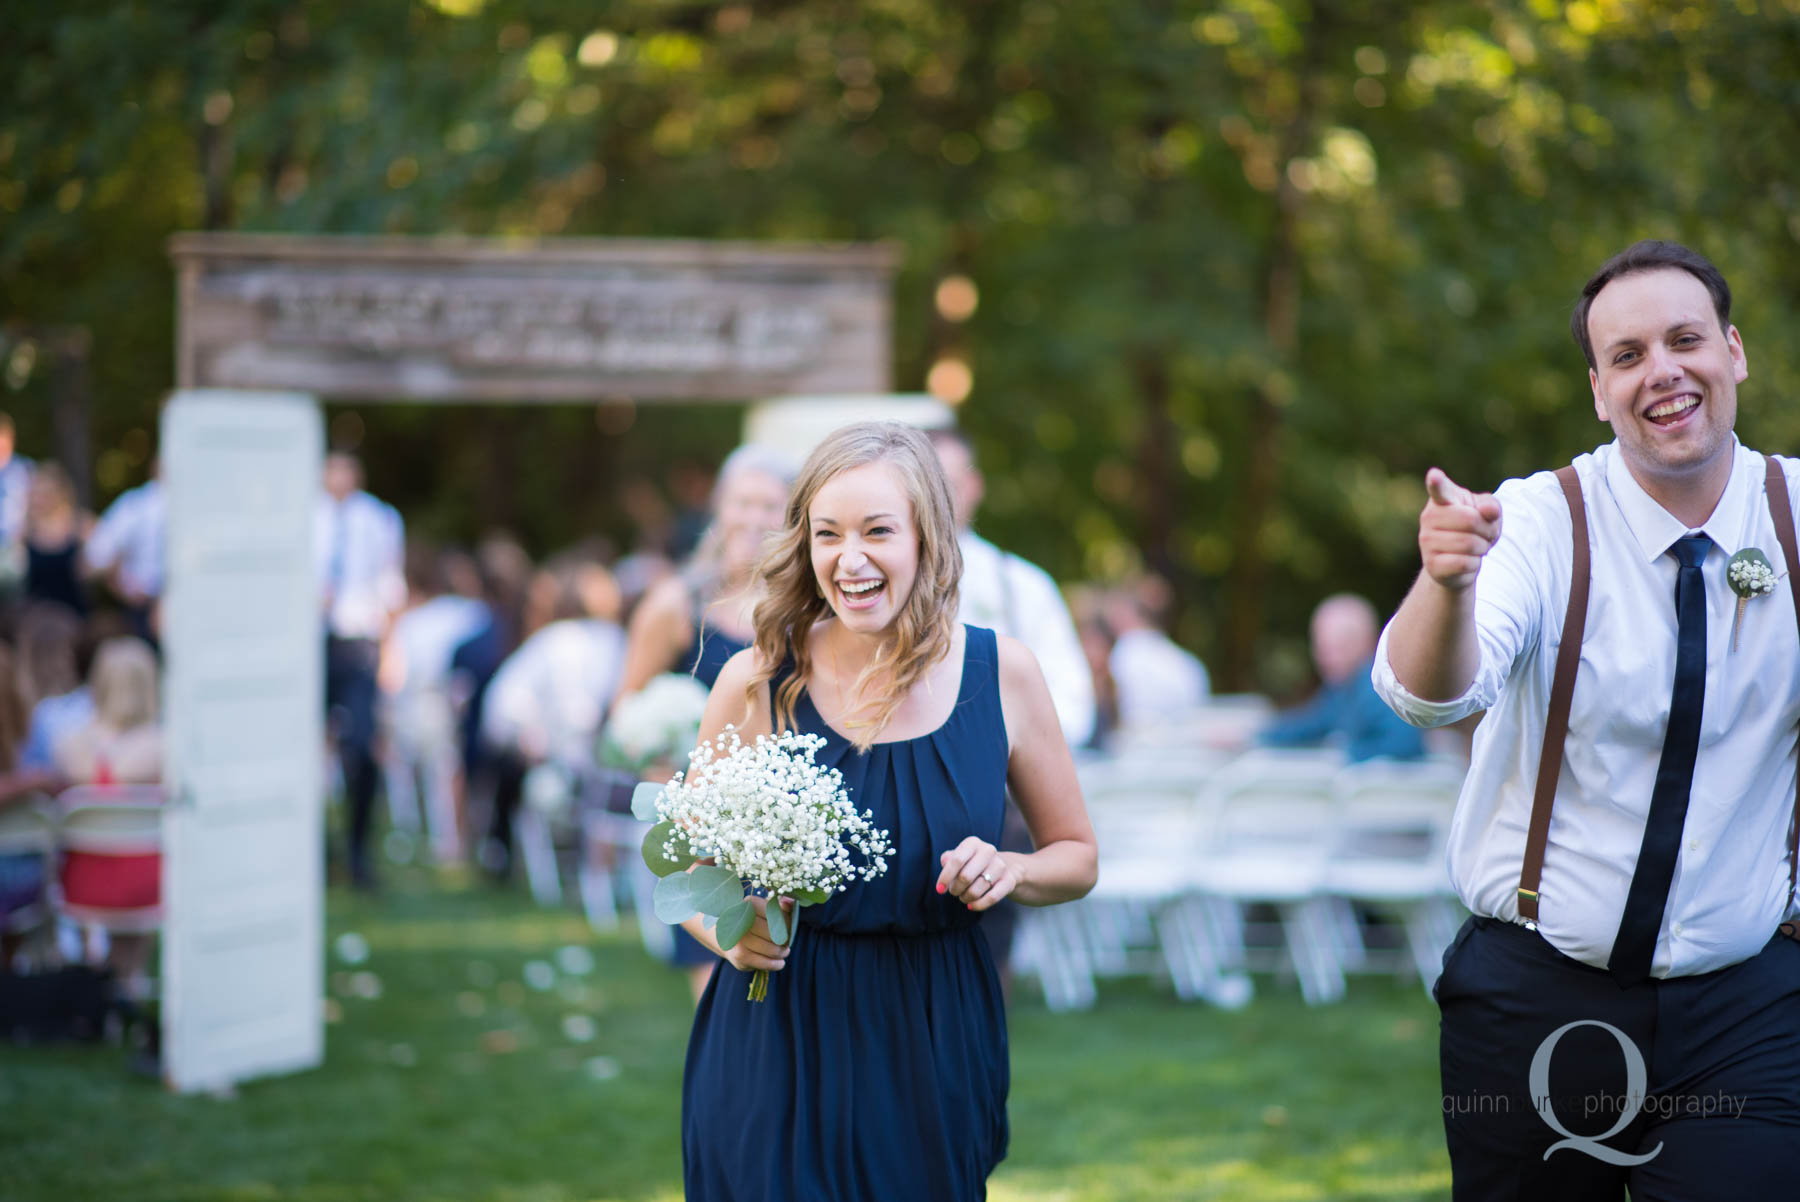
[1013,747,1466,1011]
[0,786,165,963]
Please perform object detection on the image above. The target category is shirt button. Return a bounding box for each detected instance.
[1672,922,1685,937]
[1688,839,1701,852]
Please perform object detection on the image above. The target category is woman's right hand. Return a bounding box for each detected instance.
[720,895,795,973]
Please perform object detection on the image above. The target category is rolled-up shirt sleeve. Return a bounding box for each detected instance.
[1372,474,1553,729]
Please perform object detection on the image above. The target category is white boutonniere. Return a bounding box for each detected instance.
[1727,547,1781,652]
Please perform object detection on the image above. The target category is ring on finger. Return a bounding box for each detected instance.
[982,871,994,883]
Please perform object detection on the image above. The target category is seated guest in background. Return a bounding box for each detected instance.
[1260,593,1424,762]
[480,558,626,880]
[53,636,163,784]
[50,636,161,1007]
[1106,576,1210,729]
[17,604,94,772]
[0,641,66,968]
[23,463,90,617]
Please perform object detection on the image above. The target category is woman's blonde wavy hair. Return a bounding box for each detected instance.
[745,421,963,750]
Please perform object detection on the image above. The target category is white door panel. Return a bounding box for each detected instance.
[162,390,324,1094]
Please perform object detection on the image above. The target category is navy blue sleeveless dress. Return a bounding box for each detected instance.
[669,619,755,968]
[682,625,1012,1201]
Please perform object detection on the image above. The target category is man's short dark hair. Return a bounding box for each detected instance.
[1572,240,1732,371]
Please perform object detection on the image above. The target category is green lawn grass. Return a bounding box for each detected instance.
[2,872,1451,1201]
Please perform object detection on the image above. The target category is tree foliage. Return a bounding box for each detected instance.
[5,0,1800,688]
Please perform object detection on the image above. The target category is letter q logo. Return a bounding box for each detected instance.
[1529,1020,1662,1166]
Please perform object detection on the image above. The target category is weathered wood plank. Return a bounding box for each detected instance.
[170,234,898,401]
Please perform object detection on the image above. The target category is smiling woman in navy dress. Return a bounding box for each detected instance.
[679,421,1098,1202]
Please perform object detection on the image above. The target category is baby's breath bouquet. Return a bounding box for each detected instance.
[634,726,895,1001]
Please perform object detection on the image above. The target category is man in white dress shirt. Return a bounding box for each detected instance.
[1376,241,1800,1196]
[930,428,1093,981]
[83,462,165,643]
[318,451,406,890]
[929,429,1094,746]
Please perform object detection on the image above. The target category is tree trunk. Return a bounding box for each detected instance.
[1217,12,1333,690]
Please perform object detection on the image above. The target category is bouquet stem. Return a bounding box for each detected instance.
[747,970,769,1002]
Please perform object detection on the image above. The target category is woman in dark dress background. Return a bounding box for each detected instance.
[678,422,1097,1201]
[615,443,794,998]
[23,462,89,617]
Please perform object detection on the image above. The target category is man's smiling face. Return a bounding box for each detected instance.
[1587,266,1747,492]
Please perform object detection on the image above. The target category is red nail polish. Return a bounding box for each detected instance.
[935,883,945,894]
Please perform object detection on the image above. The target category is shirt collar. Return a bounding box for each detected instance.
[1599,436,1751,563]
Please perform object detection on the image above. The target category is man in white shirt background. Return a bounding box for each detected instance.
[82,458,164,645]
[929,427,1093,982]
[1377,241,1800,1195]
[318,451,406,891]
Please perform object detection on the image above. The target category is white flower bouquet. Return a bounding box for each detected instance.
[633,726,895,1001]
[601,673,712,776]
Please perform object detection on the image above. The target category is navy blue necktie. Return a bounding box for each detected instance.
[1610,533,1710,986]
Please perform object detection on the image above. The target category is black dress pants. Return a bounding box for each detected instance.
[1437,916,1800,1200]
[326,636,381,887]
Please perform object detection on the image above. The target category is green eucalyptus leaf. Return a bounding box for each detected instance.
[641,820,695,877]
[652,872,697,924]
[687,865,747,917]
[630,781,664,822]
[792,886,831,907]
[766,897,790,946]
[713,898,755,950]
[703,912,718,930]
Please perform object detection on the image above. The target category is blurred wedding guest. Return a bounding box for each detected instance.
[450,534,533,816]
[1260,593,1426,763]
[480,559,626,878]
[930,428,1095,987]
[618,445,793,698]
[1105,578,1210,729]
[53,637,162,783]
[930,429,1095,746]
[51,637,161,1013]
[382,546,489,863]
[616,444,792,996]
[1069,586,1120,749]
[0,413,35,604]
[82,461,164,643]
[17,604,94,771]
[0,641,66,967]
[317,451,405,891]
[24,463,91,616]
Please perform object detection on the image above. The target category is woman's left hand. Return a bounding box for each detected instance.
[936,837,1019,911]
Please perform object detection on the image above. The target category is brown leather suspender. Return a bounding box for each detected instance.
[1761,455,1800,902]
[1516,466,1589,926]
[1517,456,1800,927]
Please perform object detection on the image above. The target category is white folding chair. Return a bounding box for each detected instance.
[1017,759,1219,1009]
[55,786,165,934]
[1325,758,1466,995]
[1185,749,1348,1005]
